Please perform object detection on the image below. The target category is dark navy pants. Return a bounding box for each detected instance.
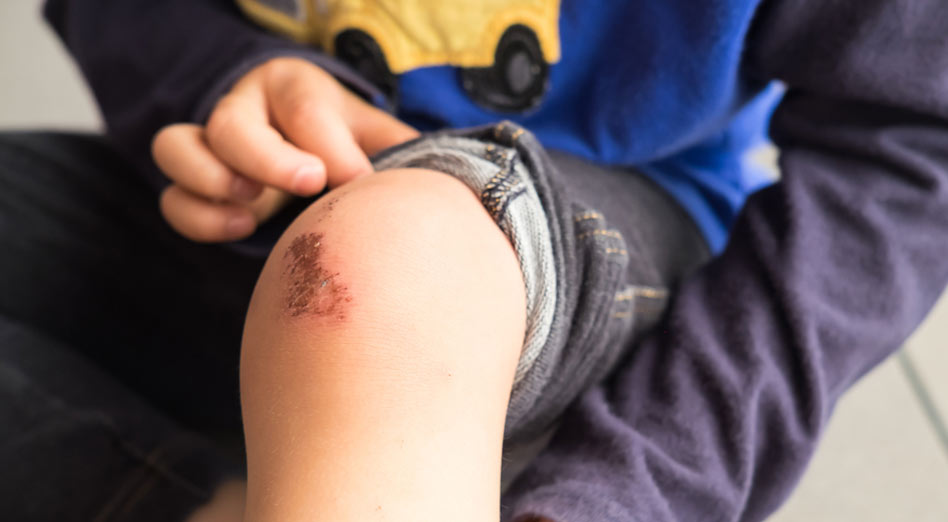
[0,132,260,521]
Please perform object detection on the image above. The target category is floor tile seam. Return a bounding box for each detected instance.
[897,348,948,465]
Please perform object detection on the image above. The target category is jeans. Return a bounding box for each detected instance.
[0,125,708,520]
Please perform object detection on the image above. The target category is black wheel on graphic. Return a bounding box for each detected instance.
[460,24,549,112]
[334,29,398,100]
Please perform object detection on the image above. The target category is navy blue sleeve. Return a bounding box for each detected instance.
[501,1,948,521]
[43,0,384,189]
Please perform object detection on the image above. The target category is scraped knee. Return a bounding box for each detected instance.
[247,168,527,345]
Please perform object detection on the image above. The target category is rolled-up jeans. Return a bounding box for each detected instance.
[0,124,708,520]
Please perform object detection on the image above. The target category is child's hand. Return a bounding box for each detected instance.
[152,57,419,242]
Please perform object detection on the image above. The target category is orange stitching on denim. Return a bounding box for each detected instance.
[605,248,628,256]
[635,287,667,299]
[612,312,634,319]
[493,123,506,140]
[577,229,623,240]
[482,166,514,216]
[573,211,604,222]
[615,286,667,302]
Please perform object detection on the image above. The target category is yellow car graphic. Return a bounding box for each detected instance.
[237,0,561,110]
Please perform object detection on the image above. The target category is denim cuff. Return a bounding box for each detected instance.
[373,126,558,390]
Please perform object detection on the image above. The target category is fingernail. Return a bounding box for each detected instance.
[231,176,262,202]
[291,164,322,194]
[225,214,256,237]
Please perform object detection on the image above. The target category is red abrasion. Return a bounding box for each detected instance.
[282,232,351,320]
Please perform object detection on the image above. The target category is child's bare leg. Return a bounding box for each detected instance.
[240,168,527,521]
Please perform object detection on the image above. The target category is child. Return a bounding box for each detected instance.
[2,0,947,521]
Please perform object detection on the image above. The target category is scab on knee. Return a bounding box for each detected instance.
[259,167,523,336]
[282,231,352,321]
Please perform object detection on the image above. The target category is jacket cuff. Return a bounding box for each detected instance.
[192,47,390,125]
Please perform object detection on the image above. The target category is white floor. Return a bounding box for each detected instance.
[2,2,947,520]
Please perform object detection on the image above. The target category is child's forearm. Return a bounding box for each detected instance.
[240,168,526,521]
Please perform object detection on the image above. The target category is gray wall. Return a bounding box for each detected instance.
[0,0,101,130]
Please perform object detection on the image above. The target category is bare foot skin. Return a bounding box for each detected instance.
[184,479,247,522]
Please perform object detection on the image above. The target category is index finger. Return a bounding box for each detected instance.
[204,89,327,196]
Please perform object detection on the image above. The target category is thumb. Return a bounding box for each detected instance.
[347,100,421,157]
